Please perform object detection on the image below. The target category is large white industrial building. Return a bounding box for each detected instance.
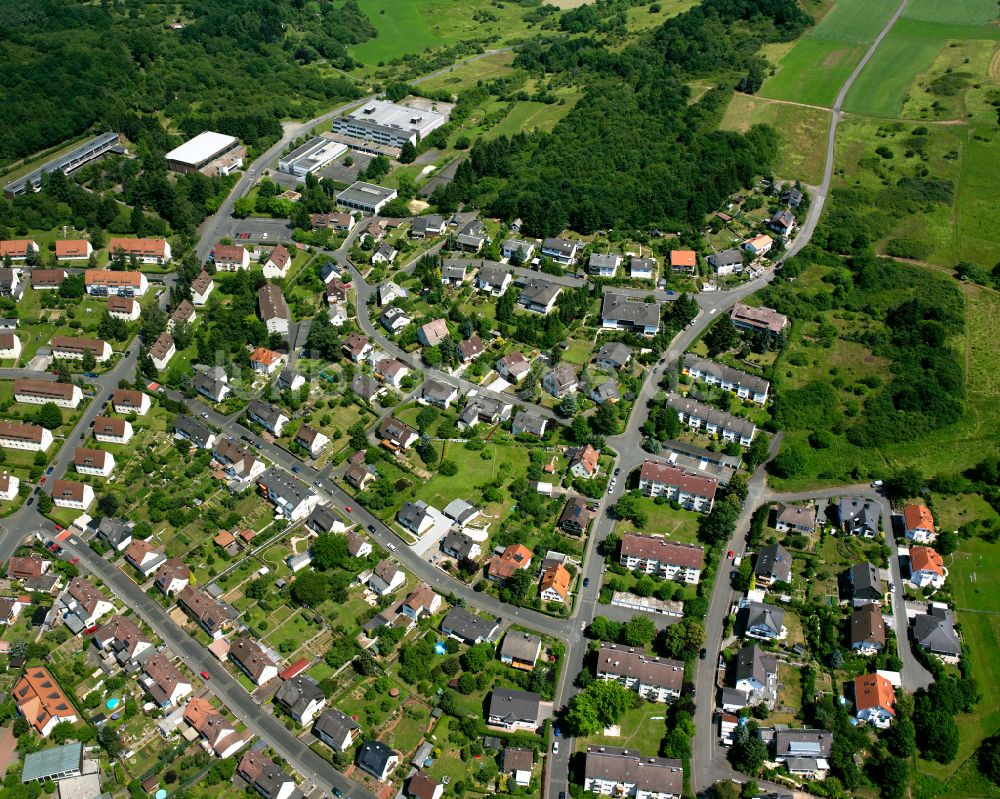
[278,136,348,177]
[165,132,244,175]
[331,99,449,153]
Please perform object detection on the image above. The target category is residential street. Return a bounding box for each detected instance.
[0,4,922,791]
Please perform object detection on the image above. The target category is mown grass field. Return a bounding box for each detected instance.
[720,94,830,184]
[843,14,1000,117]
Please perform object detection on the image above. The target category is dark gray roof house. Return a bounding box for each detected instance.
[708,249,743,271]
[594,341,632,371]
[351,375,384,402]
[773,728,833,760]
[754,543,792,585]
[313,707,360,752]
[847,562,882,603]
[306,506,340,535]
[739,601,785,640]
[441,607,500,644]
[174,415,214,449]
[781,186,803,207]
[488,688,541,729]
[356,740,399,781]
[838,497,879,537]
[275,674,325,722]
[441,530,480,561]
[89,517,134,551]
[247,399,287,434]
[911,604,961,657]
[499,632,542,668]
[397,500,434,534]
[511,410,547,438]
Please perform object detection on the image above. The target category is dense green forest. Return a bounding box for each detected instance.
[0,0,371,166]
[439,0,813,236]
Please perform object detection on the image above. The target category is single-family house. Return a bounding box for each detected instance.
[851,604,885,654]
[909,545,945,589]
[499,632,542,671]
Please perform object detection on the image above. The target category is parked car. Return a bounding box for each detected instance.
[583,578,590,587]
[367,525,377,534]
[46,466,54,475]
[200,671,210,680]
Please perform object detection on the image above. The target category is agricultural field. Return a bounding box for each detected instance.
[720,95,830,184]
[759,0,901,106]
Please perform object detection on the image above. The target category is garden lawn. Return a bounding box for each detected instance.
[579,702,666,756]
[919,535,1000,783]
[410,441,531,511]
[617,497,702,545]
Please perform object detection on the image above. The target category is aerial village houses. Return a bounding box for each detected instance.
[51,479,94,510]
[107,295,140,321]
[729,302,788,338]
[903,504,936,543]
[909,545,946,589]
[112,388,151,416]
[682,355,770,404]
[191,270,214,305]
[584,746,683,799]
[183,697,250,758]
[85,268,149,296]
[14,378,82,408]
[0,240,39,261]
[108,237,171,265]
[637,461,718,513]
[619,533,705,584]
[0,421,53,452]
[93,416,133,444]
[0,331,21,360]
[213,243,250,271]
[666,394,756,446]
[258,284,290,335]
[51,335,112,363]
[262,245,292,279]
[31,268,67,288]
[177,586,236,639]
[14,667,78,736]
[596,642,684,703]
[499,632,542,671]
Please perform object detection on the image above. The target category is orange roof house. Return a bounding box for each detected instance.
[903,504,935,541]
[910,546,944,576]
[488,544,533,582]
[55,240,91,259]
[539,563,571,602]
[854,673,896,716]
[669,250,697,273]
[14,667,78,736]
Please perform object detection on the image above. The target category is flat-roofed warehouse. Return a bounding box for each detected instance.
[4,132,120,198]
[165,131,244,175]
[332,99,450,152]
[278,136,349,177]
[336,181,397,215]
